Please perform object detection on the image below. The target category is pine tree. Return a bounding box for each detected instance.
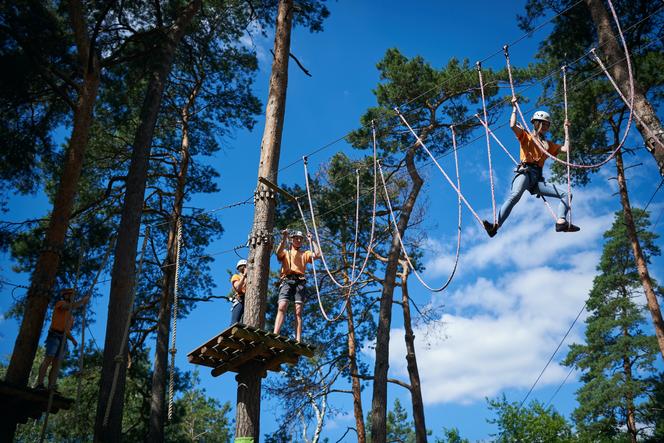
[564,209,662,442]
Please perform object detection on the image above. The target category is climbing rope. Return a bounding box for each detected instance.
[562,65,573,225]
[474,114,559,222]
[589,48,664,152]
[377,135,462,293]
[476,62,498,224]
[168,217,183,420]
[395,108,486,228]
[295,198,350,322]
[103,226,150,427]
[300,123,380,289]
[505,0,635,170]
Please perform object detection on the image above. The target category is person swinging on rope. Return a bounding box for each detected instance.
[229,259,247,325]
[35,288,89,391]
[273,229,320,342]
[483,98,580,237]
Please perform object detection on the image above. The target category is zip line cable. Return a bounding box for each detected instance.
[519,300,587,408]
[545,364,575,408]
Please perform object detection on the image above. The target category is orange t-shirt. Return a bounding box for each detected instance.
[231,273,246,296]
[50,301,72,333]
[517,130,561,167]
[277,248,314,277]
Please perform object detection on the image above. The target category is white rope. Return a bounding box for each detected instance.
[300,123,380,289]
[509,0,635,169]
[168,217,183,420]
[103,226,150,427]
[476,62,498,224]
[376,134,462,293]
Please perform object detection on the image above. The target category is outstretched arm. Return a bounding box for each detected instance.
[560,119,571,153]
[276,229,289,257]
[510,97,524,138]
[72,294,91,309]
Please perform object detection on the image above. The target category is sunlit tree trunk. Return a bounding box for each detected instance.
[234,0,293,439]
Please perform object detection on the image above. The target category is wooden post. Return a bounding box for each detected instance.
[234,0,294,440]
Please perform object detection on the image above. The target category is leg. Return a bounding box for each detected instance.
[273,300,289,336]
[535,181,569,222]
[48,358,62,389]
[36,356,54,387]
[294,303,303,342]
[230,302,243,325]
[497,173,531,227]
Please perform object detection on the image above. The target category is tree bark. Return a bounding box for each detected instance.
[346,292,366,443]
[370,148,423,443]
[615,150,664,360]
[1,1,100,438]
[93,2,201,441]
[147,70,200,443]
[235,0,293,439]
[585,0,664,175]
[399,262,427,443]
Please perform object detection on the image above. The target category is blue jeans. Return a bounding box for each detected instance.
[498,169,571,226]
[230,301,244,325]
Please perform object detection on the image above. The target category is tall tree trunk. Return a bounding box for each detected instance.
[0,1,100,438]
[147,264,174,443]
[399,262,427,443]
[94,3,201,441]
[146,72,200,443]
[585,0,664,175]
[346,291,366,443]
[615,150,664,359]
[370,148,423,443]
[235,0,293,439]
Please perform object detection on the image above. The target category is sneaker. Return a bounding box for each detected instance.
[483,220,498,238]
[555,221,581,232]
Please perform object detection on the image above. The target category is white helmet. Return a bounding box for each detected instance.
[531,110,551,124]
[236,259,247,270]
[290,230,305,239]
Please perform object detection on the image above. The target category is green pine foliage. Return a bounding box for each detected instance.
[563,209,663,441]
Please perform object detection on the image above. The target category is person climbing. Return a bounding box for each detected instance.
[483,98,580,237]
[273,229,320,342]
[35,288,89,391]
[230,259,247,325]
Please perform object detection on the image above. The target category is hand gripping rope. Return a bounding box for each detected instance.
[300,123,380,289]
[103,226,150,427]
[167,217,183,420]
[504,0,635,170]
[476,61,498,224]
[395,107,486,228]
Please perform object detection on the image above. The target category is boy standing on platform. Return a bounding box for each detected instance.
[35,288,89,391]
[230,259,247,324]
[273,229,320,342]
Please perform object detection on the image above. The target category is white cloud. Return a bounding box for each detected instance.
[370,184,616,405]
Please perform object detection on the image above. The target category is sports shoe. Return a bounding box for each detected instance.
[555,221,581,232]
[483,220,498,238]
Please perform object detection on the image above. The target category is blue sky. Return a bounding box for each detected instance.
[2,0,664,441]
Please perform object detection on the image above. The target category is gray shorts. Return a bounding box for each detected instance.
[278,277,307,304]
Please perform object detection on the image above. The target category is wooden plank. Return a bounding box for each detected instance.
[201,346,232,361]
[231,326,315,358]
[211,344,270,377]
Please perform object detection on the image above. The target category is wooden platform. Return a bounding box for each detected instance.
[0,380,74,424]
[187,323,315,377]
